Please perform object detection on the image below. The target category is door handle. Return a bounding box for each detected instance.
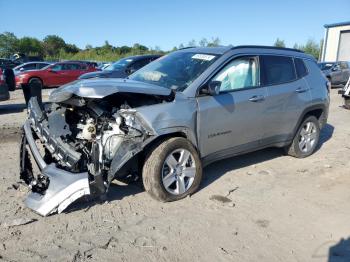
[295,87,308,93]
[248,95,265,102]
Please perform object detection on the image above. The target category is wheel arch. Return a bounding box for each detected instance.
[108,128,198,182]
[292,104,327,136]
[28,76,44,86]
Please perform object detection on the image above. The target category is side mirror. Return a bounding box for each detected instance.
[332,65,340,71]
[201,81,221,96]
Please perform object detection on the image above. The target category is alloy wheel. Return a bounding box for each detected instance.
[161,149,196,195]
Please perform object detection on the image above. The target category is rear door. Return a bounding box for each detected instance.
[260,55,311,144]
[197,55,267,158]
[61,63,83,84]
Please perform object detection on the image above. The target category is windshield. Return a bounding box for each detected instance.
[104,58,134,71]
[318,63,334,70]
[129,52,218,90]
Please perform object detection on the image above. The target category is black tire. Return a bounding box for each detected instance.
[28,78,43,105]
[142,137,202,202]
[28,77,43,89]
[285,116,320,158]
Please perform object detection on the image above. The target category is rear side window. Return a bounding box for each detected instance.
[261,55,296,85]
[294,58,308,78]
[63,64,81,70]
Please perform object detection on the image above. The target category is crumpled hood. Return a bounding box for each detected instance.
[49,78,171,103]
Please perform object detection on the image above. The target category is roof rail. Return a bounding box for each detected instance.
[178,46,196,50]
[231,45,304,53]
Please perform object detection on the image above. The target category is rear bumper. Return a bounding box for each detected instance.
[20,120,90,216]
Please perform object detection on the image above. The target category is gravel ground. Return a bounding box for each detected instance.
[0,89,349,262]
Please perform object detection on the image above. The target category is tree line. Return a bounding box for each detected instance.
[273,38,323,60]
[0,32,322,62]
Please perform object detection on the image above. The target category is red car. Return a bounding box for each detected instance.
[15,62,98,89]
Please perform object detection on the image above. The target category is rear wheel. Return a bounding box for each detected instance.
[285,116,320,158]
[28,77,43,88]
[142,137,202,202]
[28,78,43,104]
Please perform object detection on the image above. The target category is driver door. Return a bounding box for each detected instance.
[46,63,66,87]
[196,56,267,159]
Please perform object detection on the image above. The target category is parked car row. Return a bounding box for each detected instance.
[318,61,350,87]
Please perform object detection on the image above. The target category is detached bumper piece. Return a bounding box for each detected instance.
[20,120,90,216]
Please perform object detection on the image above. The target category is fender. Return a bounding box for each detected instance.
[291,104,327,137]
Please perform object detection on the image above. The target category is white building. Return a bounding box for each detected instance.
[321,21,350,62]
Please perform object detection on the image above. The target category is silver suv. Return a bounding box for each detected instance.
[20,46,330,216]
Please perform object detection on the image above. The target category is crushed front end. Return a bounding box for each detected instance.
[20,91,159,216]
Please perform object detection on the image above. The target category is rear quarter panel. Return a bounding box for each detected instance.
[303,59,330,123]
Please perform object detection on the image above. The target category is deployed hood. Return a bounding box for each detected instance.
[49,78,172,103]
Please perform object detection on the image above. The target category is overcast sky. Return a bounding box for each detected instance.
[1,0,349,50]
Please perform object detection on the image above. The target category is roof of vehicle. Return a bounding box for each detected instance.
[324,21,350,28]
[177,46,232,55]
[120,54,163,60]
[177,45,304,55]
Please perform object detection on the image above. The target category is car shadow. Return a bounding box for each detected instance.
[201,123,334,190]
[65,182,144,214]
[65,123,335,213]
[0,103,26,115]
[328,237,350,262]
[317,123,334,150]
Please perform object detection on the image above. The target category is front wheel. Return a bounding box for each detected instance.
[142,137,202,202]
[285,116,320,158]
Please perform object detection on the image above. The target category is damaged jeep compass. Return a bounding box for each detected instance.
[20,46,329,216]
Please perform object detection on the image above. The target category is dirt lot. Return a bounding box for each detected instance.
[0,89,349,262]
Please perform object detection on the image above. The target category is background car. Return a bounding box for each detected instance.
[15,61,99,90]
[0,69,9,101]
[13,62,52,74]
[318,61,350,86]
[78,54,162,79]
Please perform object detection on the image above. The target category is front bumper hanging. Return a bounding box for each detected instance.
[20,120,90,216]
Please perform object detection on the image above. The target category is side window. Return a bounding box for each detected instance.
[63,64,81,70]
[261,55,296,85]
[23,64,36,70]
[129,59,149,71]
[50,64,64,71]
[213,56,259,92]
[294,58,308,78]
[37,63,48,69]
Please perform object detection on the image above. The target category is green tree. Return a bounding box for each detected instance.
[17,37,44,56]
[207,37,220,47]
[85,44,93,50]
[199,38,208,47]
[188,39,196,47]
[0,32,18,57]
[274,38,286,48]
[43,35,66,58]
[294,39,321,60]
[65,43,80,54]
